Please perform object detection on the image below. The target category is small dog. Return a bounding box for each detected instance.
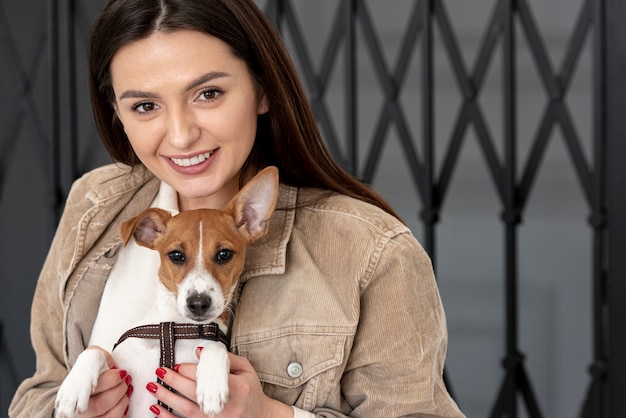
[55,166,279,417]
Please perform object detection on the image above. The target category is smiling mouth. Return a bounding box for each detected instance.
[170,150,215,167]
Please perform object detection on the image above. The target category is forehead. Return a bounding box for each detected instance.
[163,210,241,241]
[110,29,246,92]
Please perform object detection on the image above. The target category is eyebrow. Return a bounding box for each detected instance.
[118,71,231,100]
[184,71,230,92]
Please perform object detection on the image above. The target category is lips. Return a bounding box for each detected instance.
[170,150,214,167]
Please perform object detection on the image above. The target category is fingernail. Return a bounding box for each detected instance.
[124,405,129,416]
[155,367,166,379]
[197,346,204,351]
[124,375,132,385]
[119,370,128,379]
[126,384,134,397]
[150,404,161,415]
[173,364,180,373]
[146,382,158,394]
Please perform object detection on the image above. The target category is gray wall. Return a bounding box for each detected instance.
[0,1,595,417]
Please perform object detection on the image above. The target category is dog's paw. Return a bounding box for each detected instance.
[54,350,108,418]
[196,370,229,416]
[196,345,229,416]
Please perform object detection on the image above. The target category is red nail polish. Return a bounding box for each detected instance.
[155,367,166,379]
[173,364,181,373]
[126,384,134,397]
[124,375,132,385]
[119,370,128,379]
[150,404,161,415]
[124,405,129,416]
[146,382,158,394]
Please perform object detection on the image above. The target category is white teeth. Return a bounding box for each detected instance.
[171,151,212,167]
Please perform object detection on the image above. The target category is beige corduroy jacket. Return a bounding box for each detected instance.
[10,163,464,418]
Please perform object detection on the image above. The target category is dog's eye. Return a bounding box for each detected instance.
[216,249,234,264]
[168,250,185,264]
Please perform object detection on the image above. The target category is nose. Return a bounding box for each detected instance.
[167,105,200,149]
[187,293,211,317]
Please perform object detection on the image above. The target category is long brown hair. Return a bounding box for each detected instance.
[89,0,400,219]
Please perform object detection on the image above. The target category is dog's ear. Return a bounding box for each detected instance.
[226,166,279,243]
[119,208,172,248]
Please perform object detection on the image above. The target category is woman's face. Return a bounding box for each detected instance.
[111,30,268,211]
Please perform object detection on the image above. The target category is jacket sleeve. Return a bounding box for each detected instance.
[334,231,465,417]
[9,182,86,418]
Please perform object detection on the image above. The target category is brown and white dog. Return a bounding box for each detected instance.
[54,166,279,417]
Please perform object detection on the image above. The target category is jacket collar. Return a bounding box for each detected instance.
[241,183,297,282]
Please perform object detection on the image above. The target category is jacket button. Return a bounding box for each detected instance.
[287,362,303,378]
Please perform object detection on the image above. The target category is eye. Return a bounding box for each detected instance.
[215,249,234,264]
[167,250,185,264]
[132,101,159,113]
[197,88,223,102]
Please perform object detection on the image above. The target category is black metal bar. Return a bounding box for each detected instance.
[433,0,474,98]
[604,0,626,415]
[0,321,20,409]
[503,0,518,361]
[516,0,559,98]
[585,0,608,415]
[518,0,592,209]
[345,0,357,175]
[492,1,520,417]
[49,0,62,223]
[433,0,507,201]
[358,0,425,197]
[264,0,283,31]
[65,0,79,183]
[0,3,50,165]
[490,1,542,416]
[437,103,475,205]
[280,1,345,166]
[518,103,556,206]
[421,0,436,258]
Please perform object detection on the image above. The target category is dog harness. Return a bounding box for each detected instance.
[113,321,229,412]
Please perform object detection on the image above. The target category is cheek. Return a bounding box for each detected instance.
[116,114,163,157]
[159,264,181,296]
[125,125,158,156]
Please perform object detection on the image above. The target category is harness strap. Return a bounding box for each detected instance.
[113,321,229,412]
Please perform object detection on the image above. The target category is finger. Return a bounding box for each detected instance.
[93,368,132,395]
[85,345,118,369]
[77,378,130,417]
[173,363,196,380]
[147,403,190,418]
[227,352,254,374]
[146,381,200,417]
[101,392,130,418]
[153,367,197,402]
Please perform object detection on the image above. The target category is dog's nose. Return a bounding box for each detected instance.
[187,294,211,316]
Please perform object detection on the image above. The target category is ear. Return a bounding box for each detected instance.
[226,166,279,243]
[119,208,173,249]
[257,92,269,115]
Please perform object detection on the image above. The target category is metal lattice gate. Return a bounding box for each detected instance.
[1,1,625,416]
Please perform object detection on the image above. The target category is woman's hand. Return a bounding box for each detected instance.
[146,350,293,417]
[76,347,133,418]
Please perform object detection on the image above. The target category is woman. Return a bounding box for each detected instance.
[10,0,464,417]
